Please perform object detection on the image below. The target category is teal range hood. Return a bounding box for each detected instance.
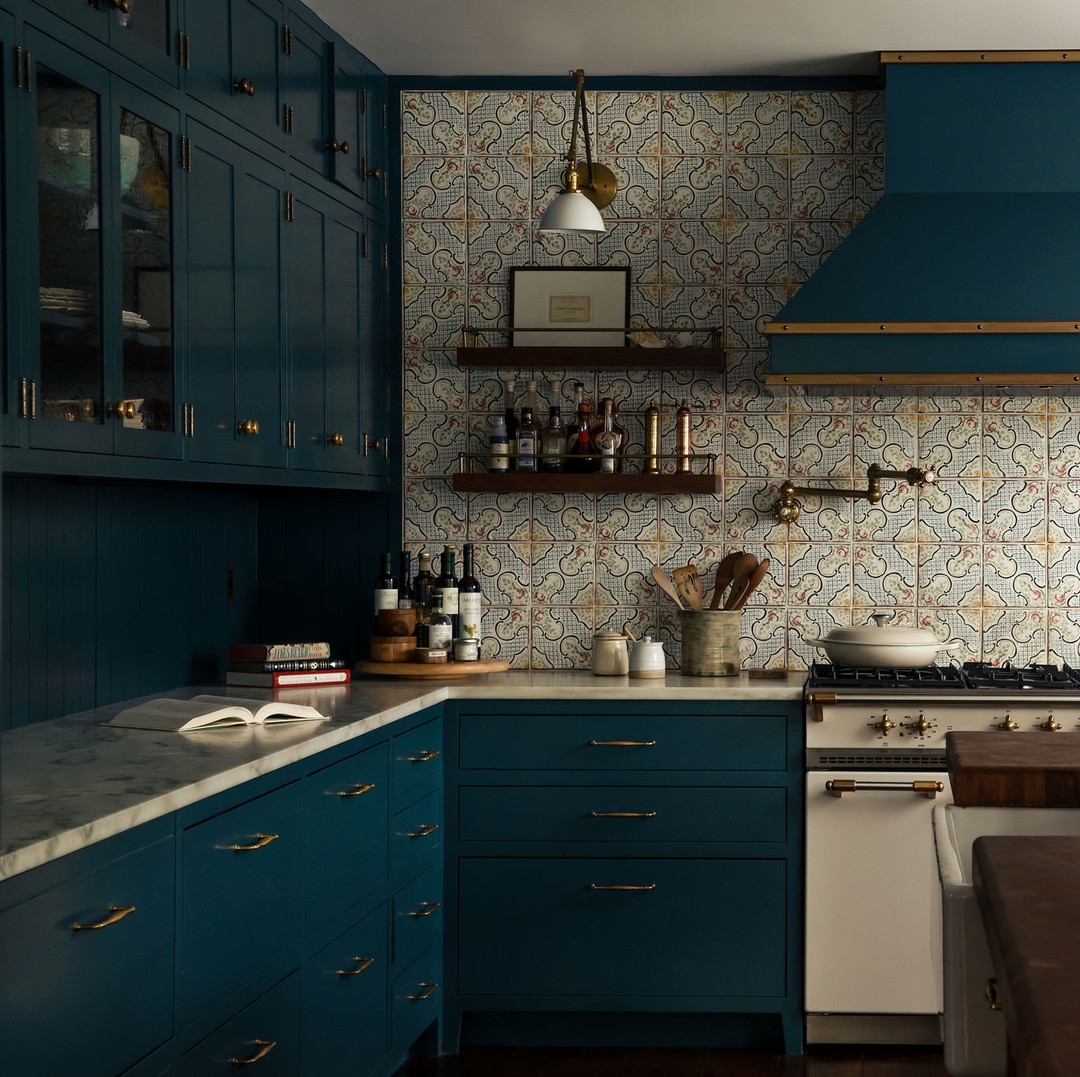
[766,53,1080,386]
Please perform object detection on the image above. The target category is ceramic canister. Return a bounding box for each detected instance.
[591,631,629,676]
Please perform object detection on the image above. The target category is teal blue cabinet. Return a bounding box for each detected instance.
[0,9,19,449]
[283,10,330,178]
[326,41,387,215]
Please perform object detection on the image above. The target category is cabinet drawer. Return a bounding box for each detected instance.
[303,741,389,930]
[391,717,442,801]
[181,781,302,1023]
[173,972,299,1077]
[300,903,388,1076]
[390,788,442,876]
[392,861,443,972]
[458,857,786,999]
[0,835,174,1077]
[391,946,441,1056]
[457,712,787,772]
[458,786,787,844]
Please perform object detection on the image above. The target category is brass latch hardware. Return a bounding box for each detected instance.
[286,419,296,449]
[284,191,294,221]
[182,403,194,438]
[282,24,292,55]
[773,463,937,523]
[363,433,389,458]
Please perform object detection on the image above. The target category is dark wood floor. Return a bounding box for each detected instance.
[398,1046,950,1076]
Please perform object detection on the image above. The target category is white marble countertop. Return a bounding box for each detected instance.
[1,670,805,882]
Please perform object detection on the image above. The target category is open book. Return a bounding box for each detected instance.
[105,693,330,732]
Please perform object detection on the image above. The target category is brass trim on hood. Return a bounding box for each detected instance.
[764,319,1080,334]
[765,371,1080,386]
[882,50,1079,64]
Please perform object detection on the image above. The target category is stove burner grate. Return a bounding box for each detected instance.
[807,661,1080,692]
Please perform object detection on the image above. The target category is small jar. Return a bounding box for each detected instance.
[453,637,479,662]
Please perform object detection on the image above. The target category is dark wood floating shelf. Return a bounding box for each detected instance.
[455,346,727,369]
[451,472,723,494]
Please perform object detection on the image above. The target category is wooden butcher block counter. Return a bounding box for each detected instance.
[946,730,1080,807]
[973,835,1080,1077]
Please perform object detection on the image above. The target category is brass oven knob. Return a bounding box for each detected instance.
[996,711,1020,732]
[869,713,896,736]
[325,139,350,154]
[903,712,934,737]
[1040,711,1062,732]
[237,419,260,436]
[233,78,256,96]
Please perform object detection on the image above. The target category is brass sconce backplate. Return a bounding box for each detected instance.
[573,161,618,209]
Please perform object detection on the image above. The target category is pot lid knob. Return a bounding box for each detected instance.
[870,613,894,628]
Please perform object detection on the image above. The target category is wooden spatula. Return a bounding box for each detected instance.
[709,552,741,610]
[730,557,770,610]
[672,564,704,610]
[723,552,759,610]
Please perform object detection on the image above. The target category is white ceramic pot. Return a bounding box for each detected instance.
[628,634,666,678]
[802,614,961,668]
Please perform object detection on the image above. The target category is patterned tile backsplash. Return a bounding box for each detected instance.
[398,86,1080,671]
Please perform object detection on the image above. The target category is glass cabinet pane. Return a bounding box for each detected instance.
[114,0,170,58]
[36,66,103,425]
[119,108,173,432]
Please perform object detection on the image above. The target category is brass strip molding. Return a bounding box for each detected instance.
[765,372,1080,386]
[881,50,1079,63]
[764,320,1080,334]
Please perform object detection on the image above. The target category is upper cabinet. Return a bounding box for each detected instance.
[282,10,330,179]
[326,42,387,214]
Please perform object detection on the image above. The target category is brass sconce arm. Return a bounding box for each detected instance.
[772,464,937,523]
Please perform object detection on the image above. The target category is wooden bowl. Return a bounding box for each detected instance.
[370,635,417,663]
[376,608,417,636]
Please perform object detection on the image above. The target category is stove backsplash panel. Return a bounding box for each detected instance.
[398,87,1080,670]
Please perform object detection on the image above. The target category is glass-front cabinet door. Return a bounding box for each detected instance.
[1,11,21,448]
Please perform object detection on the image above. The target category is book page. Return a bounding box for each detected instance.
[106,697,251,731]
[190,695,327,724]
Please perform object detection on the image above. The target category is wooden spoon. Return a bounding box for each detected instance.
[723,552,759,610]
[709,552,741,610]
[672,564,704,611]
[651,565,685,610]
[730,557,770,610]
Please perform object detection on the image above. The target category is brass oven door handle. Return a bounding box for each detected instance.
[229,1039,276,1065]
[825,779,944,799]
[72,904,136,930]
[588,883,657,891]
[589,811,657,818]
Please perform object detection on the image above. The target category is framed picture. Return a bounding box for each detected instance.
[510,266,630,347]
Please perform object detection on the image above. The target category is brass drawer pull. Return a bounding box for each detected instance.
[229,1039,276,1064]
[338,783,376,797]
[588,739,656,747]
[408,982,438,1001]
[408,749,440,762]
[408,823,439,839]
[588,883,657,891]
[72,904,136,930]
[410,901,440,918]
[337,955,375,976]
[231,833,279,851]
[589,811,657,818]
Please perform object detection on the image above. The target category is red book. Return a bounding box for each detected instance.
[227,641,332,661]
[224,669,351,688]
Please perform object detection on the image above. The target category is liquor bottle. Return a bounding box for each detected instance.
[595,401,620,474]
[373,552,397,615]
[517,405,540,472]
[488,414,509,472]
[425,592,454,650]
[567,399,598,472]
[540,398,565,473]
[564,381,585,452]
[597,397,628,474]
[502,379,519,471]
[458,543,483,641]
[412,551,434,626]
[434,545,460,637]
[398,548,415,608]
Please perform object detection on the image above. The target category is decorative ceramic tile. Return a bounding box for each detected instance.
[402,221,467,284]
[1045,543,1080,606]
[598,221,661,285]
[787,607,852,669]
[530,605,593,669]
[853,91,885,155]
[787,382,855,415]
[595,606,659,643]
[658,493,723,543]
[467,491,531,542]
[403,285,466,350]
[466,286,508,333]
[918,413,982,477]
[742,606,790,668]
[725,285,786,348]
[660,221,725,284]
[661,157,727,219]
[726,91,789,154]
[402,156,467,220]
[985,387,1047,414]
[474,541,532,603]
[787,543,852,606]
[1046,482,1080,543]
[594,91,661,155]
[920,608,980,665]
[533,226,598,266]
[788,412,855,479]
[466,156,531,220]
[661,92,726,155]
[726,156,788,218]
[918,544,981,606]
[487,606,531,667]
[790,91,853,154]
[723,412,787,477]
[852,542,918,608]
[466,91,531,154]
[983,413,1047,478]
[531,90,577,155]
[403,349,467,412]
[403,411,468,477]
[403,479,468,543]
[601,368,662,413]
[531,542,593,604]
[852,156,885,218]
[401,91,467,154]
[717,479,785,545]
[532,492,596,541]
[852,412,919,474]
[852,383,919,415]
[595,493,660,542]
[667,365,730,412]
[595,542,661,605]
[789,220,852,281]
[1048,414,1080,478]
[1047,610,1080,666]
[607,156,661,219]
[983,544,1047,607]
[790,156,853,220]
[725,220,789,284]
[917,385,984,414]
[916,479,983,543]
[981,608,1047,666]
[981,479,1046,543]
[853,484,918,543]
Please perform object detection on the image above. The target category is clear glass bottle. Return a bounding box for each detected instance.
[502,379,519,471]
[373,552,397,615]
[517,405,540,472]
[595,402,620,474]
[412,551,434,627]
[434,545,460,637]
[597,397,627,474]
[541,399,565,473]
[398,548,415,608]
[458,543,483,641]
[425,592,453,650]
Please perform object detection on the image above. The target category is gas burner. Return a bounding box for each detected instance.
[960,661,1080,690]
[808,662,967,690]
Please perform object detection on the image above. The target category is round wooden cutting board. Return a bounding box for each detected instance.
[354,659,510,678]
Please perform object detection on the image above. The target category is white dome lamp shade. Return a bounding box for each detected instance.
[538,69,617,235]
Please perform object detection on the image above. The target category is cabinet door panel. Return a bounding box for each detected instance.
[390,787,441,877]
[1,11,21,448]
[458,857,787,999]
[392,860,443,973]
[392,717,443,801]
[285,17,328,177]
[391,946,441,1057]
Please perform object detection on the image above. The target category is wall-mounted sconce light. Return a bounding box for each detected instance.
[537,69,617,235]
[772,464,937,523]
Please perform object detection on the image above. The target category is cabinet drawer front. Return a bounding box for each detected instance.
[458,713,787,771]
[303,742,389,930]
[301,904,388,1076]
[458,858,786,999]
[458,786,787,844]
[390,788,442,876]
[174,972,299,1077]
[393,861,443,972]
[0,837,175,1077]
[391,947,442,1056]
[392,717,443,801]
[181,782,302,1023]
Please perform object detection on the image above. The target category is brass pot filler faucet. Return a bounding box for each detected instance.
[771,464,938,523]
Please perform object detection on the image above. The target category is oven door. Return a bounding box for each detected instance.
[805,769,952,1043]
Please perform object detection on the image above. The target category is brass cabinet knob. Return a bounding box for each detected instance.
[367,167,383,179]
[237,419,260,436]
[233,77,256,96]
[327,432,344,446]
[325,139,350,154]
[108,400,137,420]
[109,0,133,11]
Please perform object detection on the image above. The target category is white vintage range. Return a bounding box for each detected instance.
[802,661,1080,1046]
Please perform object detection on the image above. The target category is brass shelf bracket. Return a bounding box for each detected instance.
[772,463,937,523]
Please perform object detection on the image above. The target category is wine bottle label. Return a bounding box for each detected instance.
[459,593,482,638]
[489,441,509,471]
[427,622,453,649]
[517,432,537,470]
[434,586,458,615]
[374,588,398,614]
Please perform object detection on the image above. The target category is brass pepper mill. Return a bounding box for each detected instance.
[675,400,692,473]
[644,401,660,474]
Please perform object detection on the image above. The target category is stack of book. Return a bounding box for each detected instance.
[225,641,351,688]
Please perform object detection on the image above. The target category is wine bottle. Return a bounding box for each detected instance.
[488,414,509,472]
[567,399,599,472]
[502,379,519,471]
[373,552,397,616]
[412,551,434,626]
[398,548,415,608]
[434,545,460,637]
[425,592,453,650]
[517,406,540,472]
[459,543,483,641]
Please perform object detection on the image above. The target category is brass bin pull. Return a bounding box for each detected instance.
[589,811,657,818]
[825,779,944,799]
[588,883,657,891]
[229,1039,276,1065]
[337,955,375,976]
[408,823,439,839]
[408,749,440,762]
[408,982,438,1002]
[72,904,136,931]
[338,783,376,797]
[231,833,279,851]
[588,739,657,747]
[985,978,1004,1011]
[410,901,440,918]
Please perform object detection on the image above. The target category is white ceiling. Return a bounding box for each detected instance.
[305,0,1080,78]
